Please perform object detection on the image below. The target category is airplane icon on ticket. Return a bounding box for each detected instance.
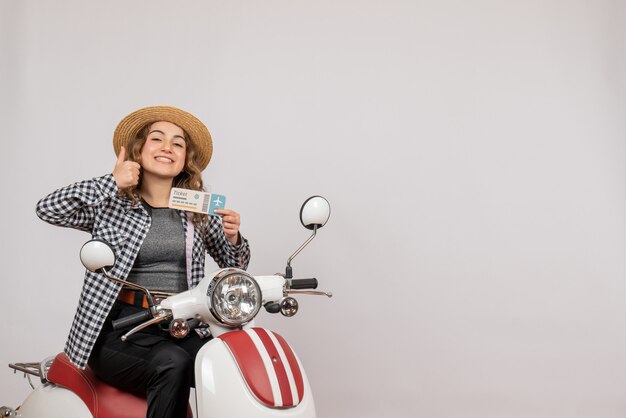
[208,194,226,215]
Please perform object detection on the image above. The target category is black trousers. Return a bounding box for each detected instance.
[89,301,211,418]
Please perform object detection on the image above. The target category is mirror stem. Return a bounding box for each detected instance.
[99,268,155,309]
[285,225,317,279]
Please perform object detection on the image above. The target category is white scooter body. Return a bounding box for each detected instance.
[2,196,331,418]
[5,272,320,418]
[9,334,314,418]
[161,271,317,417]
[10,337,315,418]
[12,385,90,417]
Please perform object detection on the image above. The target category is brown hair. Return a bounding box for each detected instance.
[120,122,208,227]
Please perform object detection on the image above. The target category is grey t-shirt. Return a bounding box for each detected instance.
[126,202,187,293]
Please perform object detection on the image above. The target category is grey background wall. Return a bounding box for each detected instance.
[1,1,625,417]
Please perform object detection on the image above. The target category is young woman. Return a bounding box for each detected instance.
[36,106,250,418]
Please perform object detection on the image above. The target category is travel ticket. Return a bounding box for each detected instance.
[168,188,226,215]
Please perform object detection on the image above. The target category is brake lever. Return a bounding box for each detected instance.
[121,310,172,342]
[286,290,333,298]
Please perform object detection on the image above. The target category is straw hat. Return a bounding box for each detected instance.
[113,106,213,170]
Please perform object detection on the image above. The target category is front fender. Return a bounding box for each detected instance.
[195,328,316,418]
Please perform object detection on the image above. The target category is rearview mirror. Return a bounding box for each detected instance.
[300,196,331,230]
[80,240,115,272]
[286,196,331,278]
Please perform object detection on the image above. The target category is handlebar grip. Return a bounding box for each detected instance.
[112,310,153,330]
[187,318,201,330]
[289,278,318,290]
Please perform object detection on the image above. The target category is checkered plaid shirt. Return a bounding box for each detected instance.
[36,174,250,369]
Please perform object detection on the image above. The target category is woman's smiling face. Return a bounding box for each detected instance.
[139,121,187,179]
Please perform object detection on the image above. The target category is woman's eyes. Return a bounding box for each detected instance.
[148,137,185,148]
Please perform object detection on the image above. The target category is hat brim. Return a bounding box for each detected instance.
[113,106,213,170]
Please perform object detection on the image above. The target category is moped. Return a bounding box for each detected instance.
[1,196,332,418]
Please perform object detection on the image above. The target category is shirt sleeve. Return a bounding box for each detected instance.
[36,174,119,232]
[204,215,251,270]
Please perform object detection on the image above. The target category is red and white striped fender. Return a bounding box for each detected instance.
[218,327,306,408]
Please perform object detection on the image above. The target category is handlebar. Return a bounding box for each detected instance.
[289,278,318,290]
[112,310,153,331]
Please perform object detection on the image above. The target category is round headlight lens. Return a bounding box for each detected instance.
[209,271,261,326]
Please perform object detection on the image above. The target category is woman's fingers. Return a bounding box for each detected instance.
[112,147,141,189]
[215,209,241,244]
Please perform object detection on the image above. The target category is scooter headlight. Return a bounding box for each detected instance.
[208,269,262,326]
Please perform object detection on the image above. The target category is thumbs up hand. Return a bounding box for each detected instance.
[112,146,141,190]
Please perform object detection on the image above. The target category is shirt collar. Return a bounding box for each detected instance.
[120,195,147,213]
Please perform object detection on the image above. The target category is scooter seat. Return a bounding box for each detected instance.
[46,353,193,418]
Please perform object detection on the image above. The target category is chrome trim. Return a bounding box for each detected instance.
[8,362,40,377]
[39,355,56,383]
[169,318,190,339]
[280,297,299,317]
[100,268,156,309]
[121,310,172,341]
[0,406,17,417]
[208,269,262,327]
[286,226,317,272]
[8,361,42,389]
[7,356,54,384]
[287,290,333,298]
